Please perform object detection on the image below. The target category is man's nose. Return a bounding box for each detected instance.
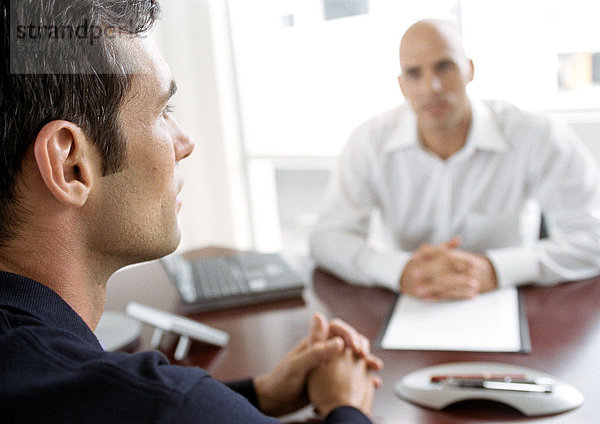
[172,118,195,161]
[425,73,443,93]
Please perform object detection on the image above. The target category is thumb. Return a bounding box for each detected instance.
[293,337,344,372]
[443,236,461,249]
[310,312,329,344]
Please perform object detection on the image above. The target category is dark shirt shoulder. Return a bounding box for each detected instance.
[0,272,371,423]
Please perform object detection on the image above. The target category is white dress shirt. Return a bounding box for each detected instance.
[309,99,600,291]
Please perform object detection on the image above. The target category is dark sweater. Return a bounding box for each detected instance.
[0,271,371,423]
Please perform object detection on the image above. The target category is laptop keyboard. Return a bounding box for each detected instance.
[192,256,252,299]
[160,251,305,312]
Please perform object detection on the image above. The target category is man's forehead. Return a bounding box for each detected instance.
[120,36,169,74]
[400,38,464,70]
[120,36,173,102]
[400,20,465,65]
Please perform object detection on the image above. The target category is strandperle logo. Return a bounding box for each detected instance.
[9,7,148,75]
[15,19,146,46]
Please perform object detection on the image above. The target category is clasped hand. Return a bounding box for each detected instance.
[400,236,498,300]
[254,313,383,418]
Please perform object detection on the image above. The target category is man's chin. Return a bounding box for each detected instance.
[161,231,182,257]
[419,114,455,131]
[134,231,182,265]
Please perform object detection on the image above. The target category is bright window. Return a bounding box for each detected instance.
[226,0,600,252]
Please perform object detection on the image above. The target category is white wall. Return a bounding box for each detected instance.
[153,0,252,252]
[151,1,600,256]
[555,111,600,164]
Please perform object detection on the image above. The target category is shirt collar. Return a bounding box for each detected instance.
[0,271,103,349]
[384,103,418,151]
[467,99,509,152]
[384,99,509,153]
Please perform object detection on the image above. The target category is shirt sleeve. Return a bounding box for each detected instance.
[173,375,280,423]
[486,246,541,288]
[309,128,409,291]
[324,406,373,424]
[224,379,374,423]
[488,116,600,287]
[225,379,260,408]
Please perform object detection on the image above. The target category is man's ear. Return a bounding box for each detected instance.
[466,58,475,83]
[33,120,99,207]
[397,74,406,97]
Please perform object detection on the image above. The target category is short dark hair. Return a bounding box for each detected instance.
[0,0,161,245]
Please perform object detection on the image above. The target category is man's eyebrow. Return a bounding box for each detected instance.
[402,65,420,75]
[435,58,455,67]
[159,80,177,104]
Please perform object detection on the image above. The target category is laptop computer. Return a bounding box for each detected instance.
[160,251,305,313]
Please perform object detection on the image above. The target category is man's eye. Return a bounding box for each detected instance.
[163,103,175,115]
[436,61,456,73]
[405,69,420,80]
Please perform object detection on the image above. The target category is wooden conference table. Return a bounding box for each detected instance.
[105,247,600,424]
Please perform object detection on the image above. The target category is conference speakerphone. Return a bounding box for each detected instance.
[395,362,583,416]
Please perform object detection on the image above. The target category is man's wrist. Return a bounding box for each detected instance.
[253,374,277,415]
[481,255,498,292]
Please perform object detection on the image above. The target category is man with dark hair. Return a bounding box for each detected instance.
[0,1,382,423]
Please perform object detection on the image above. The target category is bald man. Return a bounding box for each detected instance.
[310,19,600,300]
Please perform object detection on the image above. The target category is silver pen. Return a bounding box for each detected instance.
[431,374,554,393]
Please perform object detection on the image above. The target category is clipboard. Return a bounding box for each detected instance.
[376,288,531,353]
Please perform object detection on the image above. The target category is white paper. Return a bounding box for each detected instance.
[380,288,523,352]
